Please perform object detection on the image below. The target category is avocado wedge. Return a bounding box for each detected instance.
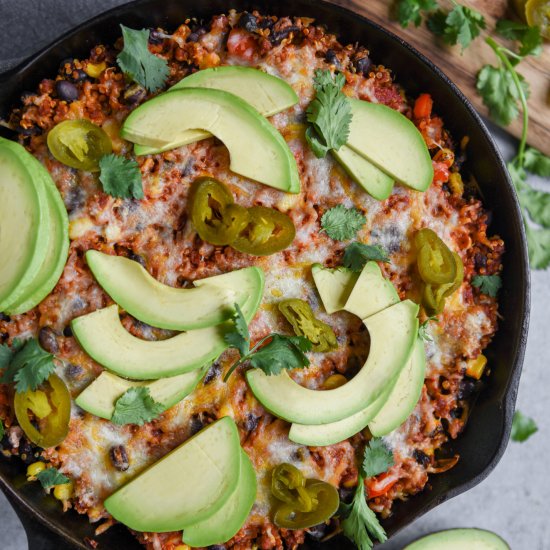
[135,66,298,155]
[404,528,510,550]
[311,264,358,315]
[75,368,206,420]
[0,138,51,311]
[122,88,300,193]
[182,450,257,547]
[247,300,419,425]
[346,99,434,192]
[86,251,264,331]
[104,417,242,532]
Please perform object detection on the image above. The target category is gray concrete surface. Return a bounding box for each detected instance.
[0,1,548,548]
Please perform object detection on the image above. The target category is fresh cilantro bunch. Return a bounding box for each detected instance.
[224,304,312,381]
[511,410,538,442]
[99,154,144,200]
[0,338,56,393]
[340,439,394,549]
[472,274,502,297]
[305,69,352,158]
[343,242,390,271]
[117,25,169,92]
[427,4,486,51]
[321,205,366,241]
[396,0,437,28]
[112,387,164,425]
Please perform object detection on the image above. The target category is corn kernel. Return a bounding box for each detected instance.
[26,461,46,480]
[322,374,347,390]
[174,545,190,550]
[53,481,74,501]
[271,288,283,297]
[466,354,487,380]
[84,61,107,79]
[448,172,464,196]
[69,217,94,239]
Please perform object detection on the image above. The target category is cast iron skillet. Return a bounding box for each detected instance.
[0,0,530,548]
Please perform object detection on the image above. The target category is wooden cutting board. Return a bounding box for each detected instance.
[329,0,550,156]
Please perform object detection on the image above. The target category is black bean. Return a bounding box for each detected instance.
[203,362,221,384]
[189,414,205,435]
[16,124,42,136]
[325,49,338,65]
[450,407,463,419]
[338,486,355,504]
[258,18,274,30]
[237,13,258,32]
[413,449,431,467]
[65,363,83,378]
[55,80,79,102]
[355,56,372,75]
[0,313,10,322]
[244,413,259,433]
[474,253,488,269]
[458,378,482,400]
[64,186,86,214]
[39,326,59,354]
[305,523,327,541]
[124,83,147,104]
[109,445,129,471]
[127,251,146,267]
[63,325,73,337]
[148,28,164,44]
[207,545,226,550]
[270,26,300,45]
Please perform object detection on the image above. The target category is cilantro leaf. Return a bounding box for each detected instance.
[525,223,550,269]
[117,25,169,92]
[111,387,164,425]
[472,275,502,297]
[0,340,21,371]
[248,335,311,376]
[224,303,251,358]
[524,148,550,178]
[1,339,56,393]
[362,438,394,478]
[340,475,387,550]
[519,186,550,228]
[496,20,542,57]
[36,468,70,489]
[99,154,143,200]
[305,70,352,158]
[418,316,438,342]
[395,0,438,28]
[511,410,538,442]
[321,205,366,241]
[343,242,390,272]
[476,64,529,126]
[428,6,486,51]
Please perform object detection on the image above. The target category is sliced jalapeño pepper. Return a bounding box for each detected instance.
[47,119,112,171]
[232,206,295,256]
[422,252,464,315]
[271,463,313,512]
[278,299,337,352]
[189,178,249,245]
[415,228,457,285]
[14,374,71,448]
[273,479,340,530]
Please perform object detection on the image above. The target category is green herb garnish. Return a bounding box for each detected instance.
[343,242,390,272]
[99,154,144,200]
[224,304,312,381]
[36,468,70,489]
[321,205,366,241]
[511,410,538,442]
[471,275,502,297]
[305,69,352,158]
[111,387,164,426]
[495,20,542,57]
[418,316,438,342]
[117,25,169,92]
[0,339,55,393]
[396,0,438,28]
[427,4,486,51]
[362,438,395,478]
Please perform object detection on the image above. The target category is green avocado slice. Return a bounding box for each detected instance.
[122,87,300,193]
[0,138,51,311]
[182,449,257,547]
[247,300,419,425]
[75,368,206,420]
[403,528,510,550]
[311,264,358,315]
[346,99,434,192]
[104,417,241,532]
[86,251,264,331]
[5,157,69,315]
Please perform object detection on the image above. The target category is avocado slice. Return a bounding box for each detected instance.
[135,66,298,155]
[75,368,206,420]
[311,264,358,315]
[289,339,426,445]
[369,338,426,436]
[343,261,400,320]
[122,88,300,193]
[247,300,419,425]
[0,138,51,311]
[404,528,510,550]
[5,157,69,315]
[182,450,257,547]
[332,145,394,200]
[346,99,434,192]
[104,417,241,532]
[86,251,264,331]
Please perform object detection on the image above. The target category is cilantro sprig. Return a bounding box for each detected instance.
[511,410,538,442]
[223,304,312,381]
[99,154,144,200]
[36,467,70,489]
[305,69,352,158]
[396,0,437,28]
[321,205,366,241]
[117,25,169,92]
[427,4,486,51]
[472,274,502,297]
[111,387,164,426]
[343,242,390,272]
[340,439,393,549]
[418,316,438,342]
[0,339,56,393]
